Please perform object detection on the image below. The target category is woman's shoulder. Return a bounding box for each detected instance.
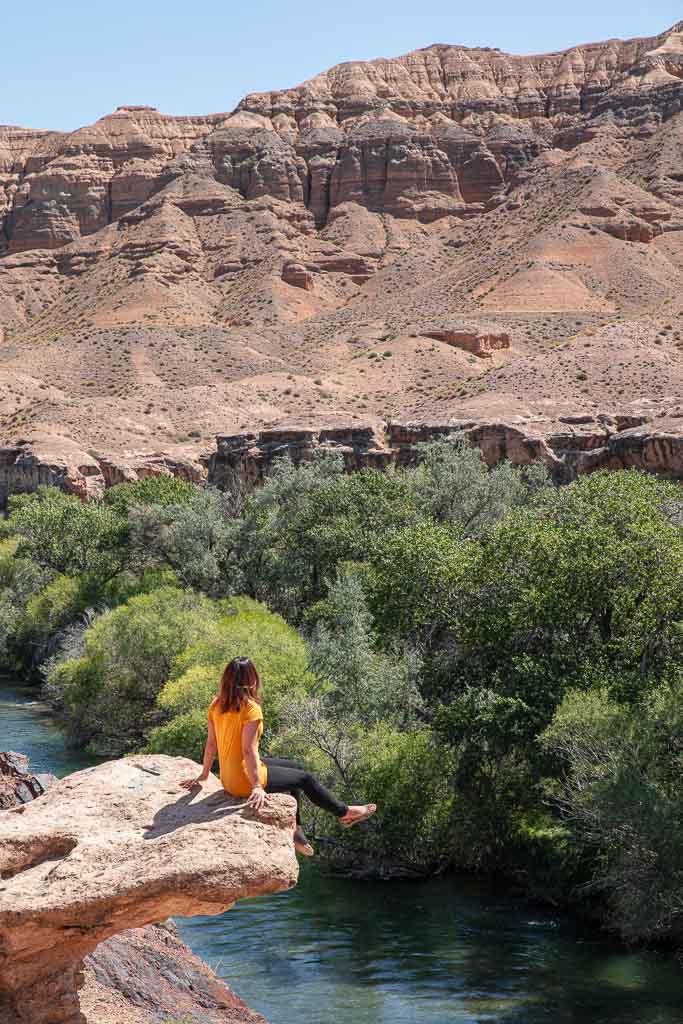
[241,697,264,721]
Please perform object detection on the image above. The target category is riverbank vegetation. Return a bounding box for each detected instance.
[2,443,682,944]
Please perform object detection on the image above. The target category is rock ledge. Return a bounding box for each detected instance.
[0,755,298,1024]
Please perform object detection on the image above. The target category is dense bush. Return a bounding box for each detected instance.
[435,470,683,752]
[231,454,418,617]
[542,684,683,941]
[147,597,314,756]
[4,446,683,940]
[103,475,197,516]
[300,723,458,876]
[46,587,218,754]
[127,489,237,596]
[410,436,548,537]
[5,487,126,582]
[0,538,48,662]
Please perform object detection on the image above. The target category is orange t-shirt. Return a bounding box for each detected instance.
[208,697,268,798]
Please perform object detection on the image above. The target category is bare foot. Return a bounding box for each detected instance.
[339,803,377,828]
[293,827,315,857]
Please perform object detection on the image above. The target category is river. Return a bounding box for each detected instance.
[2,677,682,1024]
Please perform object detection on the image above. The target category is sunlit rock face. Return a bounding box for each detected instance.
[3,24,682,252]
[1,23,683,485]
[0,754,297,1024]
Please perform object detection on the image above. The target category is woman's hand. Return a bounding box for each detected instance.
[246,784,269,811]
[180,773,208,791]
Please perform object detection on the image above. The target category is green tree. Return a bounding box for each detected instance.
[437,470,683,750]
[411,437,549,537]
[127,489,237,596]
[146,597,314,758]
[319,723,458,876]
[307,571,422,727]
[7,487,127,582]
[362,521,474,650]
[231,454,419,617]
[46,586,218,754]
[104,475,197,517]
[542,683,683,941]
[0,539,48,663]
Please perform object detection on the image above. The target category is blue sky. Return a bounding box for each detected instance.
[5,1,681,131]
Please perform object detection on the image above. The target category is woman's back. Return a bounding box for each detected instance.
[181,656,375,857]
[209,696,265,798]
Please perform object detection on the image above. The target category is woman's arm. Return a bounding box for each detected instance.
[242,720,268,810]
[180,717,218,790]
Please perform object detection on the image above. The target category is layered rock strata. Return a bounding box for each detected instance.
[209,415,683,488]
[0,752,55,811]
[2,23,682,255]
[0,436,205,507]
[1,22,683,484]
[0,754,298,1024]
[2,411,683,509]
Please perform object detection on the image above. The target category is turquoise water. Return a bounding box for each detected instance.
[2,677,682,1024]
[0,677,96,777]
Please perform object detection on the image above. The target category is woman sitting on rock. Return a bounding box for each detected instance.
[181,656,376,856]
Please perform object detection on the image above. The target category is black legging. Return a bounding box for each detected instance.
[263,757,347,825]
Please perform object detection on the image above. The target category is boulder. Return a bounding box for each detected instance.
[0,752,56,812]
[83,922,268,1024]
[422,327,511,358]
[281,260,314,290]
[0,755,298,1024]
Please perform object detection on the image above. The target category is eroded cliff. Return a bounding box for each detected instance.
[2,21,683,486]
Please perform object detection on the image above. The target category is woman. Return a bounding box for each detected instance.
[181,656,376,856]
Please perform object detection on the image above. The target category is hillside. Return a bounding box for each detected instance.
[1,20,683,492]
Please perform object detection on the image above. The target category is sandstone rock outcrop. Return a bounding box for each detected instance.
[82,922,268,1024]
[0,754,298,1024]
[0,752,55,811]
[422,326,510,358]
[3,23,682,259]
[209,414,683,489]
[1,108,228,254]
[0,436,205,508]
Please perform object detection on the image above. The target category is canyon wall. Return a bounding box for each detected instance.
[2,23,682,256]
[2,410,683,510]
[1,22,683,489]
[208,414,683,488]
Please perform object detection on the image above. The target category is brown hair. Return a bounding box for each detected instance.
[218,656,261,713]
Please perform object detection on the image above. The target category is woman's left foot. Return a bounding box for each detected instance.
[339,803,377,828]
[293,828,315,857]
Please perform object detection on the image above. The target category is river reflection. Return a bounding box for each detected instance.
[177,861,683,1024]
[2,676,681,1024]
